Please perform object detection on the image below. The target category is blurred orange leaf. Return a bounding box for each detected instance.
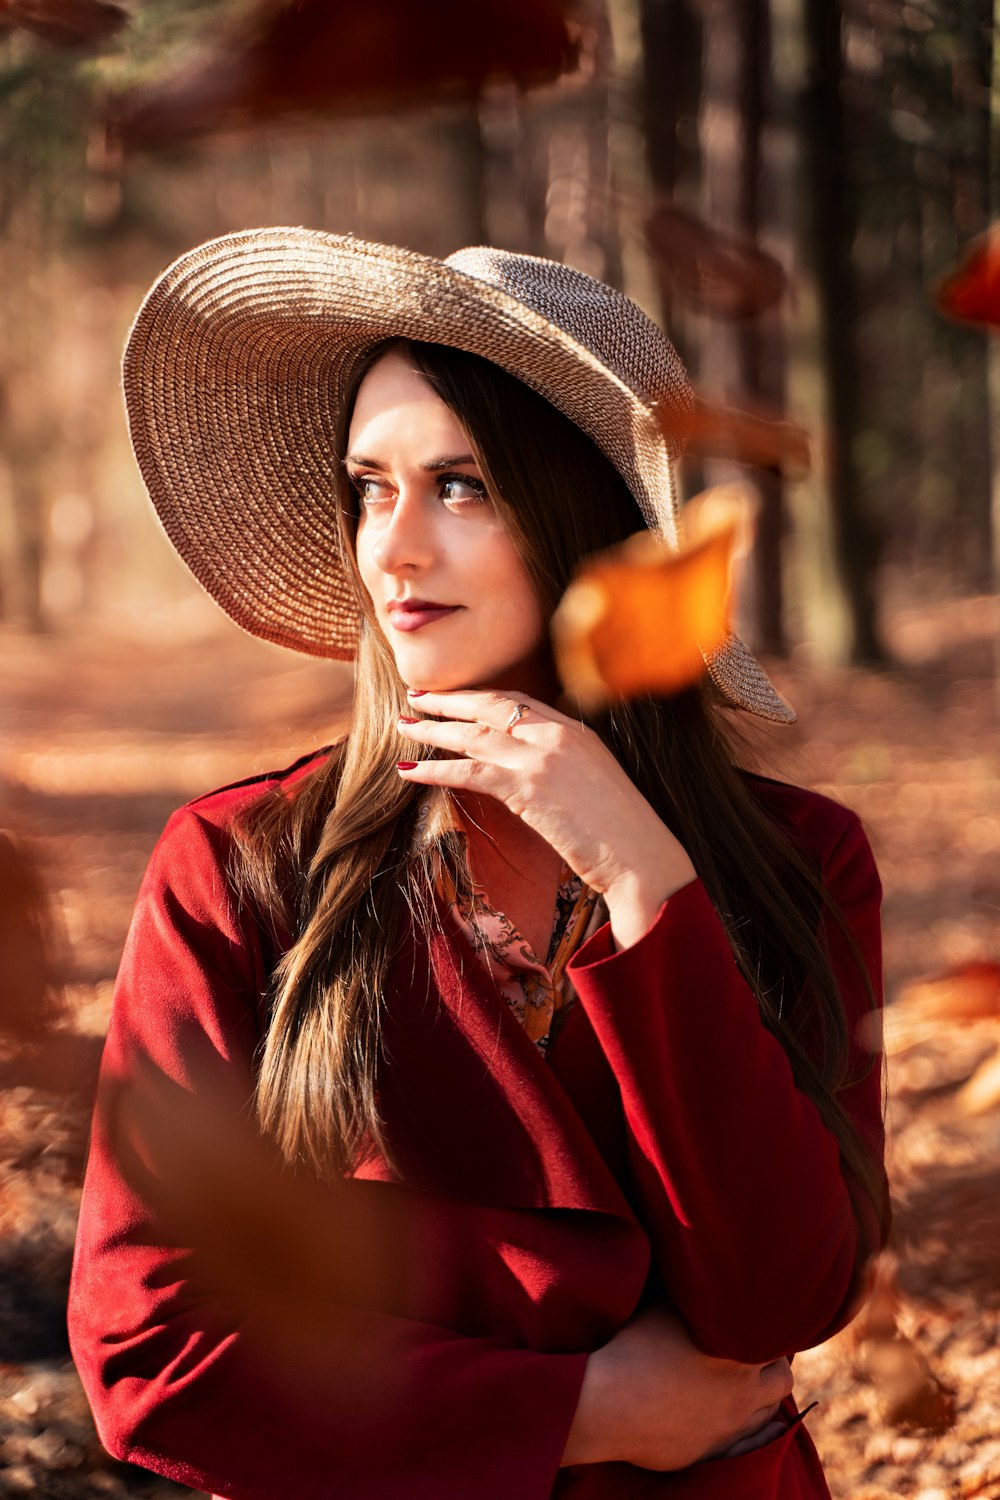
[552,514,735,709]
[682,480,758,561]
[0,830,64,1041]
[646,203,787,320]
[683,395,811,478]
[935,227,1000,329]
[897,959,1000,1023]
[854,1255,957,1435]
[862,1334,957,1433]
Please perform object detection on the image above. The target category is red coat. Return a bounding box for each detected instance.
[68,754,886,1500]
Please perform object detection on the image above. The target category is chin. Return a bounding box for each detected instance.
[389,634,553,697]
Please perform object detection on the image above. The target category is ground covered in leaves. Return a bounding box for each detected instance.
[0,580,998,1499]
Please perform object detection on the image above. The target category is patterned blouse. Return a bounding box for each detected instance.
[415,792,605,1056]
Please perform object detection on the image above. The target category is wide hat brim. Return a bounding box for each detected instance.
[123,226,794,723]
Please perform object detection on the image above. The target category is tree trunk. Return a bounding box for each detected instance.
[698,0,786,653]
[770,0,886,665]
[606,0,667,320]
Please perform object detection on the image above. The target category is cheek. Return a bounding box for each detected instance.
[484,546,547,642]
[352,525,380,605]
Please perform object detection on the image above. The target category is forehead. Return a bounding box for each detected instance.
[348,350,466,447]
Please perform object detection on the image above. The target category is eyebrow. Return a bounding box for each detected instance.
[345,453,479,471]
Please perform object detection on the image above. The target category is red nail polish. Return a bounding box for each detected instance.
[398,716,419,725]
[407,689,427,697]
[396,761,418,771]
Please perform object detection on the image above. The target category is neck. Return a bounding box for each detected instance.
[458,792,564,880]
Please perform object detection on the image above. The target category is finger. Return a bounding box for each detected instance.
[397,715,519,762]
[395,755,507,792]
[407,688,560,731]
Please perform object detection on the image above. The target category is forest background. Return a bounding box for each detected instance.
[2,2,1000,1499]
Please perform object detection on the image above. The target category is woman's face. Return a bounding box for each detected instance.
[348,350,549,694]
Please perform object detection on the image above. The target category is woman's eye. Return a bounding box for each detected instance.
[354,476,393,506]
[440,475,487,505]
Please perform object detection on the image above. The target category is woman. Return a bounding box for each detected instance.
[69,231,888,1500]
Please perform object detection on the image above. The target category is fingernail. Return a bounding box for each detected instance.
[398,715,419,725]
[407,689,427,697]
[396,761,418,771]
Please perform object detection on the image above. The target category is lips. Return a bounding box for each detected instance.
[386,599,462,633]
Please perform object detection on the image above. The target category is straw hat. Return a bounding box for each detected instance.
[123,226,794,723]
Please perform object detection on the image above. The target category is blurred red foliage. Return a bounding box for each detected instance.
[0,0,126,49]
[646,203,787,320]
[112,0,578,147]
[935,226,1000,329]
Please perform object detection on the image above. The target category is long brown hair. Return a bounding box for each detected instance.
[233,338,887,1227]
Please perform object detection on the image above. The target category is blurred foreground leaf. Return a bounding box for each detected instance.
[0,831,64,1041]
[896,960,1000,1023]
[935,227,1000,329]
[552,490,743,709]
[683,396,811,478]
[0,0,127,49]
[101,1057,412,1350]
[111,0,578,146]
[646,202,787,320]
[854,1256,958,1435]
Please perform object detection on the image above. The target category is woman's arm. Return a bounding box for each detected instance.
[396,692,886,1367]
[569,809,886,1366]
[72,801,805,1494]
[68,805,586,1500]
[561,1303,794,1470]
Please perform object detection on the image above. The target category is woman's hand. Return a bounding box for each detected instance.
[561,1304,794,1471]
[396,689,697,947]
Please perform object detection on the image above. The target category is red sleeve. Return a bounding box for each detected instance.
[566,809,887,1365]
[68,806,585,1500]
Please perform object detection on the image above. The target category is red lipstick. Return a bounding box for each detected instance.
[386,598,461,632]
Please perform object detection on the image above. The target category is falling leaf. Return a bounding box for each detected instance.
[3,0,127,49]
[682,480,758,559]
[934,227,1000,329]
[861,1335,957,1433]
[101,1058,411,1352]
[646,203,788,320]
[854,1253,900,1344]
[0,830,64,1041]
[681,395,811,478]
[896,960,1000,1023]
[112,0,577,147]
[552,512,735,709]
[853,1256,957,1435]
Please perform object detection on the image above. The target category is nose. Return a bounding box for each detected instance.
[369,490,436,576]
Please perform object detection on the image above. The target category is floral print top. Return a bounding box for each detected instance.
[415,791,604,1056]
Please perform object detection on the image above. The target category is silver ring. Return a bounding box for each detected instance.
[503,703,530,734]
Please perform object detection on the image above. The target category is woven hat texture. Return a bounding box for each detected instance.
[123,226,794,723]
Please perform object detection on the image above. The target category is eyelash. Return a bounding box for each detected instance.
[348,472,489,507]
